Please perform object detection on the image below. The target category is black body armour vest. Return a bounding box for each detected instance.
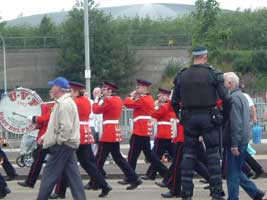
[180,65,217,109]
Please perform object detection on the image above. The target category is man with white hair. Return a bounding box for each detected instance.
[224,72,265,200]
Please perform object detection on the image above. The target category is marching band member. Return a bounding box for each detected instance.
[124,79,168,181]
[93,81,142,190]
[142,88,175,181]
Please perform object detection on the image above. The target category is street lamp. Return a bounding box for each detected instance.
[0,35,7,93]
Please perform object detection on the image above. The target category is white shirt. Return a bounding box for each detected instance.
[89,99,102,132]
[243,93,254,107]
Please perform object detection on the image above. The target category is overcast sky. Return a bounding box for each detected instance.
[0,0,266,21]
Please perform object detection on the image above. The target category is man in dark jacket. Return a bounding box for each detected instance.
[224,72,265,200]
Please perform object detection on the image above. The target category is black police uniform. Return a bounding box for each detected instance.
[171,58,230,200]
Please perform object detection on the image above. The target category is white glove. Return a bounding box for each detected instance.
[98,99,104,106]
[94,96,99,103]
[27,116,33,124]
[27,116,33,121]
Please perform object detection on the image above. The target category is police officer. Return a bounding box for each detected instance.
[93,81,142,190]
[124,79,168,179]
[171,46,230,200]
[142,88,175,181]
[50,81,112,199]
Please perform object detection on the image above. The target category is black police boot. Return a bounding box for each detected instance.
[98,184,112,198]
[49,193,66,199]
[126,179,142,190]
[253,190,265,200]
[5,186,11,194]
[161,191,181,198]
[154,181,167,188]
[6,172,19,181]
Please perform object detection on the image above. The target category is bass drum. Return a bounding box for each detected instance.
[0,88,43,134]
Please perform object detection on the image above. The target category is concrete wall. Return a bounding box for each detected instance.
[0,47,190,90]
[133,47,190,83]
[0,48,58,90]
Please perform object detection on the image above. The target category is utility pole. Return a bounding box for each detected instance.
[0,35,7,93]
[84,0,91,96]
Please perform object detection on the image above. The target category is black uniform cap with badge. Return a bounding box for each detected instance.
[136,79,152,87]
[103,81,119,91]
[69,81,86,97]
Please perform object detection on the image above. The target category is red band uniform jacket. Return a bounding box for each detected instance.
[92,96,123,142]
[124,95,154,137]
[74,96,94,144]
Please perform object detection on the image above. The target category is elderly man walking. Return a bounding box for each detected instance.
[224,72,265,200]
[37,77,86,200]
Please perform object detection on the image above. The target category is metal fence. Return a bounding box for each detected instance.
[1,34,191,49]
[1,99,267,147]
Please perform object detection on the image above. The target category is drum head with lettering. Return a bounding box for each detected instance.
[0,88,43,134]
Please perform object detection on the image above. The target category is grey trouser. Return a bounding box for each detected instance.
[37,144,86,200]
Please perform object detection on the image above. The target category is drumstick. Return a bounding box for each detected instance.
[12,112,27,118]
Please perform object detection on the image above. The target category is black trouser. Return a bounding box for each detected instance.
[162,142,209,195]
[128,135,168,177]
[0,148,17,177]
[26,144,49,187]
[164,142,183,195]
[146,138,172,179]
[181,112,223,198]
[245,151,263,174]
[55,144,108,195]
[96,142,138,183]
[195,142,210,182]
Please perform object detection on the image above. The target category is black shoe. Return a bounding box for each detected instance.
[0,190,7,199]
[161,191,181,198]
[247,171,256,178]
[253,170,265,180]
[99,185,112,198]
[5,187,11,194]
[49,193,66,199]
[254,190,265,200]
[154,181,167,188]
[140,175,154,181]
[182,197,192,200]
[84,182,98,190]
[117,179,129,185]
[6,173,18,181]
[17,181,34,188]
[126,179,142,190]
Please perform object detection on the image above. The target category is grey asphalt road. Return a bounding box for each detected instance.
[3,178,267,200]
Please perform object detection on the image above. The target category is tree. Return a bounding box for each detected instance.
[57,8,137,94]
[38,16,56,36]
[192,0,220,47]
